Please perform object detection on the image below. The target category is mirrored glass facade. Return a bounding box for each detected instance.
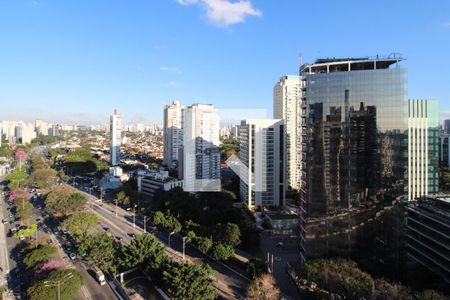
[299,58,408,261]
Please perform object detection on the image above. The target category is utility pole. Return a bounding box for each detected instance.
[115,199,118,217]
[44,272,73,300]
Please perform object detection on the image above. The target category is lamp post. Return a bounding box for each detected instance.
[143,216,147,233]
[133,204,137,228]
[168,231,175,248]
[115,199,118,217]
[44,272,73,300]
[182,237,188,260]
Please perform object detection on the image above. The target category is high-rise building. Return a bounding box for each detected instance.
[444,119,450,134]
[110,109,121,166]
[273,75,302,190]
[239,119,285,208]
[181,104,220,192]
[440,133,450,166]
[299,56,408,261]
[408,99,439,200]
[406,196,450,283]
[163,100,184,169]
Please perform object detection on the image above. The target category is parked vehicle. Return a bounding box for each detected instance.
[69,253,77,260]
[94,267,106,285]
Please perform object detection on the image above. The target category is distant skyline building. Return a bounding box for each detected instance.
[444,119,450,134]
[110,109,121,166]
[239,119,285,208]
[440,133,450,166]
[273,75,302,190]
[408,99,439,200]
[163,100,184,169]
[299,56,408,261]
[181,103,220,192]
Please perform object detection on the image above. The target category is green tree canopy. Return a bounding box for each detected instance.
[16,202,34,221]
[82,233,118,273]
[193,236,213,254]
[7,169,29,189]
[27,168,57,189]
[120,233,167,270]
[14,224,37,239]
[23,244,57,269]
[247,258,268,279]
[27,269,83,300]
[62,212,98,240]
[45,186,86,216]
[211,242,235,261]
[215,222,241,247]
[163,262,217,300]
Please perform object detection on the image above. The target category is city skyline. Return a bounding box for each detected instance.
[1,1,450,125]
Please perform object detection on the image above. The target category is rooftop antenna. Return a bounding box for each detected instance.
[298,52,303,74]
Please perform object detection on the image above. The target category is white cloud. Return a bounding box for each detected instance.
[168,81,179,87]
[177,0,199,5]
[160,66,181,74]
[177,0,262,27]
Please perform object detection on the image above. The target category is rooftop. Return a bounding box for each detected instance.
[300,54,403,75]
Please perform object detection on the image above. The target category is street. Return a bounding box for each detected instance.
[77,184,250,299]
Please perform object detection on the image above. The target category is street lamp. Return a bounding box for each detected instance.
[44,272,73,300]
[168,231,175,248]
[133,204,138,228]
[182,236,188,260]
[115,198,118,217]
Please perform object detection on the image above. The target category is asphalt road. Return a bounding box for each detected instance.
[77,185,250,299]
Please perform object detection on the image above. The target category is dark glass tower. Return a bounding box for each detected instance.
[299,56,408,261]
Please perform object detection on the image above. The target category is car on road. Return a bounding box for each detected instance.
[19,235,25,241]
[103,227,110,231]
[1,219,7,224]
[116,236,123,242]
[127,233,136,238]
[276,241,284,248]
[69,253,77,260]
[9,213,13,218]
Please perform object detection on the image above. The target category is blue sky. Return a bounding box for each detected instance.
[0,0,449,125]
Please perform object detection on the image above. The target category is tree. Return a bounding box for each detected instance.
[120,233,167,270]
[16,202,34,221]
[27,168,57,189]
[215,222,241,247]
[14,224,37,239]
[211,242,235,261]
[45,186,86,216]
[27,269,83,300]
[7,170,28,189]
[34,260,63,279]
[83,233,118,273]
[247,274,280,300]
[62,212,98,240]
[22,244,57,269]
[163,263,217,300]
[194,236,213,254]
[115,191,130,206]
[247,259,268,279]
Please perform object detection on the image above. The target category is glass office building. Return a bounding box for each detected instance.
[299,56,408,261]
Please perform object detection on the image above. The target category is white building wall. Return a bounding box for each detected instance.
[273,75,302,190]
[240,119,285,208]
[163,100,184,169]
[110,109,121,166]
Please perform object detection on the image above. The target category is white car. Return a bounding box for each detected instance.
[19,235,25,241]
[69,253,77,260]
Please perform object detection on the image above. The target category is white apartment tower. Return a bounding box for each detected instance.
[110,109,122,166]
[239,119,285,208]
[273,75,302,190]
[163,100,184,169]
[182,104,220,192]
[408,99,439,201]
